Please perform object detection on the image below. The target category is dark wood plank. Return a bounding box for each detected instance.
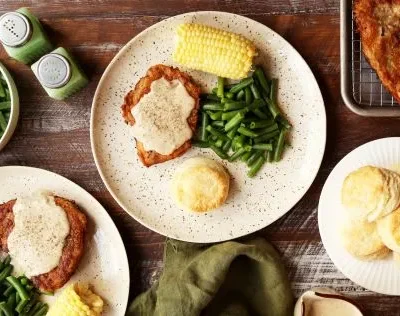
[1,0,400,313]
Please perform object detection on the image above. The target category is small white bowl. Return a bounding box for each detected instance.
[0,62,19,151]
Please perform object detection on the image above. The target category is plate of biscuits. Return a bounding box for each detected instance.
[319,137,400,295]
[91,11,326,242]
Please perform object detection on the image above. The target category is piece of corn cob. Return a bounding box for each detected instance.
[47,283,104,316]
[173,23,257,80]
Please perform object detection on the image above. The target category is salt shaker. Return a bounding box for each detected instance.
[0,8,53,64]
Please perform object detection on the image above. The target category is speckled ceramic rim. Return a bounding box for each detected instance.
[0,62,19,152]
[90,11,326,242]
[0,166,130,313]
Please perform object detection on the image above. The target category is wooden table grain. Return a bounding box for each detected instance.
[0,0,399,314]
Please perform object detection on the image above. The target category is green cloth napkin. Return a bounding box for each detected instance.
[127,237,293,316]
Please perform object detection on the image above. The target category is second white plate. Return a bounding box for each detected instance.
[0,166,130,315]
[319,137,400,295]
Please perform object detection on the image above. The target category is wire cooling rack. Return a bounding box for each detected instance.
[341,0,400,116]
[351,14,396,106]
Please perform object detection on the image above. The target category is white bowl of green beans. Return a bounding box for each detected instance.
[0,62,19,152]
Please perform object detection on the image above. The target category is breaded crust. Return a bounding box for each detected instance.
[354,0,400,102]
[121,64,201,167]
[0,197,87,291]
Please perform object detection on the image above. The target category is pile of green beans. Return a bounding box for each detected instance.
[195,66,292,177]
[0,256,49,316]
[0,73,11,139]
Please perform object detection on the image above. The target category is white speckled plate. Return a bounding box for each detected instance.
[91,11,326,242]
[0,166,130,315]
[319,137,400,295]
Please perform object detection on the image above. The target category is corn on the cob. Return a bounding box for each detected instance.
[47,283,104,316]
[173,23,257,80]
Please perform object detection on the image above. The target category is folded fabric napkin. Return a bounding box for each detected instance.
[127,237,293,316]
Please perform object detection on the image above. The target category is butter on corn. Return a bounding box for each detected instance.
[48,283,104,316]
[173,23,257,80]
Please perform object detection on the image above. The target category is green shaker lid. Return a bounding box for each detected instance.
[0,11,32,47]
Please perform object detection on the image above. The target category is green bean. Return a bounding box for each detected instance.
[207,111,222,120]
[206,125,229,141]
[249,119,275,129]
[203,103,224,111]
[254,67,270,95]
[238,126,258,138]
[25,302,43,316]
[253,143,273,151]
[225,112,244,132]
[252,108,269,119]
[16,297,30,313]
[4,89,10,101]
[240,151,253,162]
[3,256,11,266]
[225,92,234,99]
[222,140,232,152]
[233,134,246,148]
[224,101,246,111]
[221,109,246,121]
[211,120,225,128]
[242,115,259,123]
[210,145,229,159]
[265,98,281,119]
[245,87,252,105]
[266,149,274,162]
[205,94,220,101]
[6,276,29,301]
[32,304,49,316]
[0,112,7,131]
[236,90,245,100]
[217,77,225,98]
[3,111,9,122]
[278,116,292,129]
[257,123,279,135]
[248,156,266,177]
[200,112,209,141]
[3,285,14,297]
[214,138,224,147]
[247,99,266,111]
[6,293,16,310]
[246,150,262,166]
[0,102,10,110]
[212,87,218,94]
[254,129,280,144]
[274,129,287,161]
[193,140,210,148]
[0,302,12,316]
[16,292,20,304]
[269,78,278,103]
[0,82,5,98]
[229,77,254,94]
[22,293,38,313]
[25,284,34,291]
[250,83,261,99]
[0,266,13,283]
[227,124,240,139]
[228,147,246,162]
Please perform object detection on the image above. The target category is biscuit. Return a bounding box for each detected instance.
[377,207,400,253]
[171,157,230,212]
[342,166,400,222]
[341,220,391,261]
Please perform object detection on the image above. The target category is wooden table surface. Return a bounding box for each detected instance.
[0,0,399,314]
